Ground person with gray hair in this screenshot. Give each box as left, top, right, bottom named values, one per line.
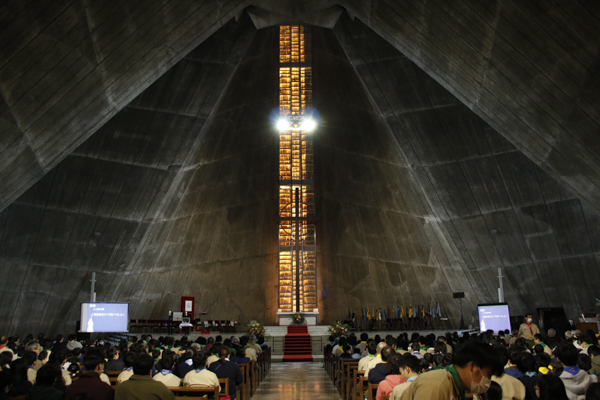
left=248, top=335, right=262, bottom=355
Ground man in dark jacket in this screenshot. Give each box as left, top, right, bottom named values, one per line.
left=65, top=352, right=114, bottom=400
left=368, top=346, right=395, bottom=384
left=26, top=364, right=63, bottom=400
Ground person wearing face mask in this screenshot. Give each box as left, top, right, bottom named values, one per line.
left=398, top=341, right=503, bottom=400
left=518, top=313, right=540, bottom=349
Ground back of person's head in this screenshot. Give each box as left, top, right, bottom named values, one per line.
left=453, top=341, right=503, bottom=376
left=423, top=353, right=432, bottom=364
left=215, top=335, right=222, bottom=343
left=433, top=342, right=446, bottom=354
left=479, top=381, right=502, bottom=400
left=516, top=352, right=537, bottom=373
left=68, top=334, right=77, bottom=341
left=432, top=354, right=445, bottom=367
left=418, top=357, right=430, bottom=373
left=577, top=353, right=592, bottom=371
left=374, top=335, right=381, bottom=343
left=22, top=351, right=37, bottom=366
left=534, top=344, right=544, bottom=355
left=535, top=353, right=552, bottom=369
left=385, top=337, right=397, bottom=348
left=107, top=347, right=118, bottom=360
left=123, top=351, right=136, bottom=368
left=212, top=343, right=223, bottom=355
left=342, top=344, right=352, bottom=354
left=338, top=337, right=347, bottom=347
left=398, top=354, right=420, bottom=373
left=152, top=348, right=161, bottom=359
left=508, top=349, right=522, bottom=365
left=160, top=355, right=175, bottom=371
left=0, top=351, right=12, bottom=368
left=348, top=335, right=357, bottom=346
left=492, top=344, right=509, bottom=368
left=534, top=333, right=544, bottom=341
left=386, top=353, right=402, bottom=374
left=381, top=346, right=395, bottom=362
left=82, top=352, right=105, bottom=372
left=9, top=358, right=28, bottom=386
left=218, top=345, right=231, bottom=365
left=586, top=383, right=600, bottom=400
left=589, top=345, right=600, bottom=358
left=360, top=333, right=368, bottom=342
left=555, top=342, right=579, bottom=367
left=35, top=364, right=61, bottom=386
left=578, top=334, right=593, bottom=346
left=367, top=340, right=377, bottom=355
left=375, top=342, right=386, bottom=355
left=192, top=352, right=207, bottom=369
left=538, top=374, right=569, bottom=400
left=133, top=354, right=154, bottom=375
left=410, top=342, right=420, bottom=352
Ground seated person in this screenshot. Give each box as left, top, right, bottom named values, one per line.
left=207, top=344, right=221, bottom=368
left=65, top=352, right=114, bottom=400
left=182, top=353, right=219, bottom=388
left=209, top=346, right=244, bottom=400
left=358, top=341, right=378, bottom=371
left=555, top=342, right=595, bottom=399
left=376, top=353, right=404, bottom=400
left=174, top=349, right=194, bottom=379
left=390, top=354, right=420, bottom=400
left=368, top=346, right=396, bottom=384
left=339, top=344, right=354, bottom=359
left=153, top=355, right=181, bottom=387
left=115, top=354, right=174, bottom=400
left=7, top=359, right=33, bottom=398
left=104, top=347, right=123, bottom=372
left=25, top=364, right=63, bottom=400
left=116, top=352, right=136, bottom=385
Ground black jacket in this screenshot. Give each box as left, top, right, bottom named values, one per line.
left=209, top=360, right=244, bottom=400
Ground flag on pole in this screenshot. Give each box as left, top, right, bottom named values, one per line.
left=413, top=305, right=417, bottom=318
left=397, top=305, right=400, bottom=318
left=401, top=305, right=405, bottom=318
left=436, top=302, right=441, bottom=317
left=422, top=304, right=425, bottom=317
left=408, top=304, right=413, bottom=318
left=366, top=307, right=371, bottom=320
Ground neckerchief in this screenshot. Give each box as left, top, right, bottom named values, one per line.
left=161, top=369, right=172, bottom=376
left=526, top=322, right=533, bottom=335
left=407, top=376, right=417, bottom=382
left=127, top=367, right=133, bottom=371
left=525, top=371, right=536, bottom=377
left=185, top=359, right=193, bottom=366
left=564, top=366, right=580, bottom=375
left=538, top=342, right=546, bottom=347
left=420, top=346, right=428, bottom=351
left=195, top=368, right=205, bottom=373
left=445, top=365, right=465, bottom=400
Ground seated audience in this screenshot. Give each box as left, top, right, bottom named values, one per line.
left=153, top=355, right=181, bottom=387
left=173, top=349, right=194, bottom=379
left=376, top=353, right=404, bottom=400
left=398, top=341, right=503, bottom=399
left=555, top=341, right=595, bottom=399
left=516, top=352, right=539, bottom=400
left=25, top=364, right=63, bottom=400
left=117, top=352, right=136, bottom=385
left=586, top=382, right=600, bottom=400
left=536, top=374, right=569, bottom=400
left=390, top=354, right=420, bottom=400
left=182, top=353, right=219, bottom=388
left=65, top=353, right=113, bottom=400
left=7, top=358, right=33, bottom=397
left=589, top=345, right=600, bottom=376
left=209, top=346, right=243, bottom=400
left=364, top=342, right=387, bottom=377
left=105, top=347, right=123, bottom=372
left=115, top=354, right=174, bottom=400
left=358, top=341, right=378, bottom=371
left=369, top=346, right=396, bottom=384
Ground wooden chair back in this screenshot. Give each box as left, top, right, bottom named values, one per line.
left=168, top=386, right=219, bottom=398
left=367, top=383, right=379, bottom=400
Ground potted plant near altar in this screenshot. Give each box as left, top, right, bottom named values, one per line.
left=247, top=321, right=266, bottom=338
left=328, top=320, right=349, bottom=337
left=291, top=312, right=306, bottom=325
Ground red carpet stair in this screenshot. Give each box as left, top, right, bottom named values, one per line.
left=282, top=325, right=313, bottom=362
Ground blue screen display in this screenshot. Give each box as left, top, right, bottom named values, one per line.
left=478, top=304, right=511, bottom=333
left=80, top=303, right=128, bottom=333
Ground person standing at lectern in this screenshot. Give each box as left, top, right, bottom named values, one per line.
left=519, top=313, right=540, bottom=348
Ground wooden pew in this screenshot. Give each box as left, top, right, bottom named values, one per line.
left=337, top=359, right=358, bottom=398
left=353, top=370, right=366, bottom=400
left=367, top=383, right=379, bottom=400
left=346, top=364, right=359, bottom=400
left=168, top=386, right=219, bottom=399
left=105, top=370, right=120, bottom=386
left=238, top=363, right=250, bottom=400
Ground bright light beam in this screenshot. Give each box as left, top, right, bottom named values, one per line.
left=276, top=118, right=290, bottom=131
left=301, top=118, right=317, bottom=132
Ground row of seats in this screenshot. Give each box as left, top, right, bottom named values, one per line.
left=324, top=347, right=388, bottom=400
left=103, top=348, right=271, bottom=400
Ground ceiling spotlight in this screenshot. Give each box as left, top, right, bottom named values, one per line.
left=301, top=118, right=317, bottom=132
left=276, top=118, right=290, bottom=131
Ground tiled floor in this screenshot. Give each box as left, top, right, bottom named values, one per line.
left=252, top=362, right=341, bottom=400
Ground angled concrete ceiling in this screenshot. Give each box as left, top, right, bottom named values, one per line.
left=1, top=1, right=600, bottom=334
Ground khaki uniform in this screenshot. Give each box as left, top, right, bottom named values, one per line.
left=399, top=369, right=461, bottom=400
left=518, top=322, right=540, bottom=342
left=153, top=371, right=181, bottom=387
left=115, top=375, right=175, bottom=400
left=182, top=369, right=220, bottom=388
left=492, top=373, right=526, bottom=400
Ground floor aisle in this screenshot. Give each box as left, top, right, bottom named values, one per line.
left=252, top=362, right=341, bottom=400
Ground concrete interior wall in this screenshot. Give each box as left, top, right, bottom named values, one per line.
left=1, top=2, right=600, bottom=334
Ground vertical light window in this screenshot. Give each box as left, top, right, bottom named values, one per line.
left=278, top=25, right=317, bottom=313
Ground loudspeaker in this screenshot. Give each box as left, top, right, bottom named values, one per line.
left=453, top=292, right=465, bottom=298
